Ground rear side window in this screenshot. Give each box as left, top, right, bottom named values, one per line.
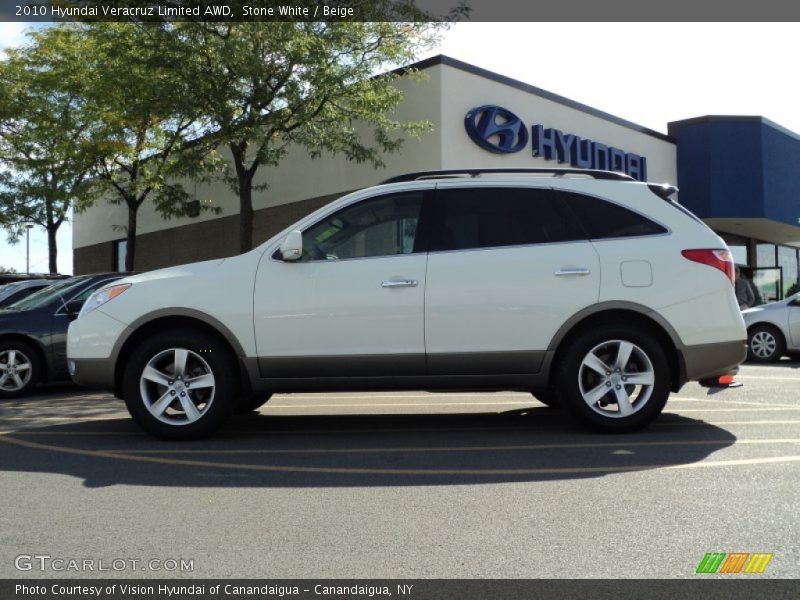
left=431, top=187, right=585, bottom=251
left=554, top=191, right=667, bottom=239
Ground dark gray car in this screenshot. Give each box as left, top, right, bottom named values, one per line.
left=0, top=274, right=126, bottom=398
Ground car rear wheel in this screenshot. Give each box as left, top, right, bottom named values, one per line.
left=747, top=325, right=785, bottom=363
left=556, top=325, right=670, bottom=432
left=0, top=341, right=40, bottom=399
left=122, top=329, right=237, bottom=440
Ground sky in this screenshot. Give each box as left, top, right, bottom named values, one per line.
left=1, top=21, right=799, bottom=275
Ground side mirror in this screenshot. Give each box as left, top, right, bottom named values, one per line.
left=279, top=230, right=303, bottom=261
left=64, top=300, right=83, bottom=318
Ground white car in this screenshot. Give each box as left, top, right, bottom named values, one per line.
left=68, top=168, right=747, bottom=439
left=742, top=293, right=800, bottom=362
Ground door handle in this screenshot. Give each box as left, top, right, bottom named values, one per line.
left=381, top=279, right=418, bottom=288
left=554, top=267, right=590, bottom=276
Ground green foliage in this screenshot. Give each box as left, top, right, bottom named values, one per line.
left=2, top=9, right=458, bottom=265
left=172, top=18, right=447, bottom=251
left=0, top=26, right=102, bottom=271
left=64, top=23, right=224, bottom=269
left=76, top=24, right=224, bottom=212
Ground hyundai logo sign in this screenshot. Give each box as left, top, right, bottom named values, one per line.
left=464, top=105, right=529, bottom=154
left=464, top=105, right=648, bottom=181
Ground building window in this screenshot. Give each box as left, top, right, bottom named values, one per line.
left=778, top=245, right=799, bottom=297
left=756, top=242, right=776, bottom=268
left=114, top=240, right=127, bottom=272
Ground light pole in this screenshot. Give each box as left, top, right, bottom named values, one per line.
left=25, top=224, right=34, bottom=274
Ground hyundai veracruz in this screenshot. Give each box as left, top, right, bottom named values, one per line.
left=67, top=169, right=747, bottom=439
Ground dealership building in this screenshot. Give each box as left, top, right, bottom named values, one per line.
left=73, top=55, right=800, bottom=303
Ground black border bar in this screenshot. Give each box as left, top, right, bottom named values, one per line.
left=3, top=0, right=800, bottom=22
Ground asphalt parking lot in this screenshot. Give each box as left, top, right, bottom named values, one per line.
left=1, top=362, right=798, bottom=579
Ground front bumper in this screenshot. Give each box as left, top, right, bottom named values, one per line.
left=67, top=308, right=129, bottom=392
left=69, top=357, right=116, bottom=391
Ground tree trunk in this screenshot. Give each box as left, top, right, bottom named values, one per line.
left=239, top=178, right=254, bottom=254
left=125, top=204, right=137, bottom=272
left=47, top=226, right=58, bottom=274
left=230, top=142, right=257, bottom=254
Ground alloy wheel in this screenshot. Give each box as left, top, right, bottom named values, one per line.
left=578, top=339, right=655, bottom=418
left=0, top=349, right=33, bottom=392
left=139, top=348, right=216, bottom=425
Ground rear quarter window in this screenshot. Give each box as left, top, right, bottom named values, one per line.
left=553, top=191, right=667, bottom=239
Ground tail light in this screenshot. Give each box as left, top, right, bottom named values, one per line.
left=681, top=249, right=735, bottom=284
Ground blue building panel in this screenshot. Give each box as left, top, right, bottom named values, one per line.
left=761, top=124, right=800, bottom=228
left=669, top=117, right=800, bottom=228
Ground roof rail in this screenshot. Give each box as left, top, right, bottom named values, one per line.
left=381, top=168, right=636, bottom=184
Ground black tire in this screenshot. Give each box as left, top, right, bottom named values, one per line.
left=555, top=324, right=671, bottom=433
left=121, top=328, right=238, bottom=440
left=0, top=340, right=41, bottom=399
left=747, top=325, right=785, bottom=363
left=236, top=393, right=272, bottom=413
left=532, top=390, right=560, bottom=408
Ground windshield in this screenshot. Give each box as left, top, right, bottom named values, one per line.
left=0, top=282, right=27, bottom=302
left=6, top=276, right=90, bottom=311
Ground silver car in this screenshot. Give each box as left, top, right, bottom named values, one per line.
left=742, top=293, right=800, bottom=362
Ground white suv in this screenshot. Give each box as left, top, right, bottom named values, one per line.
left=68, top=169, right=747, bottom=439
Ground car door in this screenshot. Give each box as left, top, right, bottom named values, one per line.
left=424, top=183, right=600, bottom=375
left=254, top=190, right=430, bottom=379
left=788, top=296, right=800, bottom=348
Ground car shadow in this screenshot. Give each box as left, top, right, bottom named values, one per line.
left=0, top=407, right=737, bottom=488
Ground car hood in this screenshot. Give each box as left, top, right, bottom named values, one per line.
left=742, top=300, right=788, bottom=315
left=115, top=258, right=228, bottom=286
left=741, top=300, right=789, bottom=323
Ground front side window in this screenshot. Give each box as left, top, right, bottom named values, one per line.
left=430, top=187, right=584, bottom=252
left=302, top=192, right=423, bottom=261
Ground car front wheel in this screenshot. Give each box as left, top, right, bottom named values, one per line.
left=0, top=341, right=40, bottom=399
left=122, top=329, right=237, bottom=440
left=747, top=325, right=785, bottom=363
left=556, top=325, right=670, bottom=433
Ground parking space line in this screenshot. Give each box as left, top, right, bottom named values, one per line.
left=734, top=375, right=800, bottom=381
left=670, top=397, right=800, bottom=408
left=111, top=438, right=800, bottom=455
left=655, top=420, right=800, bottom=427
left=1, top=433, right=799, bottom=476
left=661, top=407, right=800, bottom=413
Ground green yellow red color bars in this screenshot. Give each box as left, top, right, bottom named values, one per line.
left=696, top=552, right=773, bottom=574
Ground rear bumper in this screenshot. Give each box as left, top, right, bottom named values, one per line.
left=681, top=340, right=747, bottom=382
left=69, top=357, right=116, bottom=392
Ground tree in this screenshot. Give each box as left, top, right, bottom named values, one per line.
left=176, top=18, right=445, bottom=253
left=74, top=23, right=222, bottom=271
left=0, top=27, right=99, bottom=274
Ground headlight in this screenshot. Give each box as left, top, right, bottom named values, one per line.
left=79, top=283, right=131, bottom=317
